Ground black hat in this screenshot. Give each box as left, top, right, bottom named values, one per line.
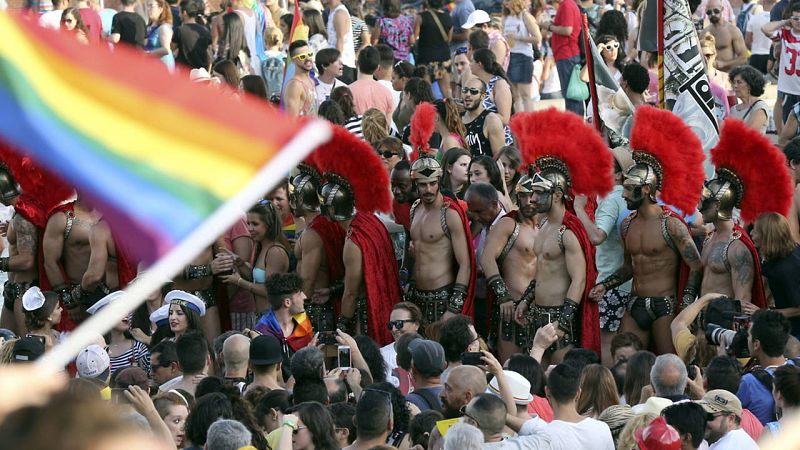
left=705, top=297, right=738, bottom=329
left=250, top=335, right=283, bottom=365
left=12, top=336, right=45, bottom=363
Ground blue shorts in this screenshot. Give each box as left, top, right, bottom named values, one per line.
left=507, top=52, right=534, bottom=84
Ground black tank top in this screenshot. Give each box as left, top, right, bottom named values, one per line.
left=463, top=109, right=493, bottom=157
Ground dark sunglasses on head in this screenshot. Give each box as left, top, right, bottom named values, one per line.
left=387, top=319, right=414, bottom=330
left=455, top=46, right=469, bottom=55
left=706, top=8, right=721, bottom=14
left=462, top=87, right=483, bottom=95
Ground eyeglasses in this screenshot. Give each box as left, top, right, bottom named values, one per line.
left=292, top=52, right=314, bottom=61
left=387, top=319, right=415, bottom=330
left=378, top=150, right=399, bottom=159
left=459, top=405, right=481, bottom=428
left=462, top=87, right=483, bottom=95
left=706, top=8, right=721, bottom=14
left=455, top=46, right=469, bottom=55
left=293, top=426, right=308, bottom=435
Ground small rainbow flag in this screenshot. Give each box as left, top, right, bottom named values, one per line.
left=0, top=13, right=327, bottom=262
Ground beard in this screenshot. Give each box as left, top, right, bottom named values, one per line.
left=624, top=187, right=645, bottom=210
left=708, top=14, right=720, bottom=24
left=421, top=189, right=439, bottom=205
left=465, top=98, right=481, bottom=111
left=519, top=204, right=537, bottom=219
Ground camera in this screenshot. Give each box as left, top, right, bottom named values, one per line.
left=705, top=323, right=750, bottom=359
left=461, top=352, right=483, bottom=366
left=706, top=323, right=737, bottom=347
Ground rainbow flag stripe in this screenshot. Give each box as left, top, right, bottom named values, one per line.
left=0, top=13, right=306, bottom=261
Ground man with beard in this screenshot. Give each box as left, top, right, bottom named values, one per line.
left=703, top=0, right=747, bottom=71
left=480, top=167, right=539, bottom=362
left=390, top=160, right=417, bottom=234
left=440, top=364, right=488, bottom=418
left=698, top=120, right=793, bottom=309
left=511, top=110, right=611, bottom=364
left=290, top=162, right=345, bottom=335
left=590, top=107, right=706, bottom=355
left=461, top=77, right=506, bottom=157
left=284, top=40, right=318, bottom=117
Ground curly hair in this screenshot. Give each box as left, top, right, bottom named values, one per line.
left=265, top=272, right=303, bottom=311
left=728, top=64, right=766, bottom=97
left=596, top=10, right=627, bottom=45
left=439, top=315, right=474, bottom=362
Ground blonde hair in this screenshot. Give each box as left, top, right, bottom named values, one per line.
left=505, top=0, right=526, bottom=14
left=755, top=212, right=797, bottom=260
left=0, top=339, right=16, bottom=365
left=362, top=108, right=389, bottom=147
left=701, top=33, right=717, bottom=54
left=617, top=412, right=658, bottom=450
left=265, top=27, right=283, bottom=48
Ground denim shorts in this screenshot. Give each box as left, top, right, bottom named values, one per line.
left=507, top=52, right=534, bottom=84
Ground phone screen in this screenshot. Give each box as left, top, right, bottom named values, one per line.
left=338, top=346, right=351, bottom=369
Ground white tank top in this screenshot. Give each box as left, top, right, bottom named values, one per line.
left=503, top=14, right=534, bottom=57
left=236, top=8, right=262, bottom=76
left=327, top=3, right=356, bottom=68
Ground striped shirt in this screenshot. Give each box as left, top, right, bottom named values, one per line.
left=109, top=340, right=151, bottom=375
left=344, top=115, right=364, bottom=139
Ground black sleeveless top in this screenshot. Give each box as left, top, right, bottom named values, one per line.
left=463, top=109, right=493, bottom=157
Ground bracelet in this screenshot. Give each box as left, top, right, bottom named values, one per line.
left=184, top=264, right=212, bottom=280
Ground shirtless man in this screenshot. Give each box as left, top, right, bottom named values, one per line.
left=290, top=163, right=345, bottom=334
left=80, top=220, right=120, bottom=298
left=284, top=40, right=318, bottom=117
left=590, top=108, right=706, bottom=355
left=0, top=166, right=38, bottom=335
left=43, top=194, right=101, bottom=323
left=704, top=0, right=747, bottom=71
left=405, top=157, right=473, bottom=324
left=172, top=246, right=219, bottom=341
left=481, top=172, right=539, bottom=362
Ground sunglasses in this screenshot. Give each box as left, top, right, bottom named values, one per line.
left=459, top=405, right=481, bottom=428
left=293, top=426, right=308, bottom=435
left=292, top=52, right=314, bottom=61
left=455, top=46, right=469, bottom=55
left=791, top=16, right=800, bottom=21
left=706, top=8, right=721, bottom=14
left=462, top=87, right=483, bottom=95
left=387, top=319, right=414, bottom=330
left=62, top=18, right=75, bottom=23
left=377, top=150, right=399, bottom=159
left=601, top=42, right=620, bottom=50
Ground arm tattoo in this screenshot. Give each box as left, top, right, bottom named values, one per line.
left=732, top=247, right=754, bottom=286
left=13, top=215, right=37, bottom=255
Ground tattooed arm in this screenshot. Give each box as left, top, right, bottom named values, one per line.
left=667, top=217, right=703, bottom=306
left=8, top=215, right=36, bottom=272
left=729, top=240, right=754, bottom=304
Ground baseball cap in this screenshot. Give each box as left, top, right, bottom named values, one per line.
left=250, top=335, right=283, bottom=365
left=12, top=336, right=45, bottom=363
left=699, top=389, right=742, bottom=417
left=487, top=370, right=534, bottom=405
left=634, top=416, right=681, bottom=450
left=76, top=344, right=111, bottom=378
left=409, top=339, right=446, bottom=377
left=114, top=366, right=150, bottom=390
left=462, top=10, right=491, bottom=29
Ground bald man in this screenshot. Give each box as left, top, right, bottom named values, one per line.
left=222, top=334, right=250, bottom=385
left=440, top=365, right=488, bottom=418
left=703, top=0, right=747, bottom=71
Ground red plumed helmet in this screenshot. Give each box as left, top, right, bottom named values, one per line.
left=710, top=118, right=794, bottom=223
left=312, top=125, right=391, bottom=213
left=629, top=106, right=706, bottom=215
left=635, top=417, right=681, bottom=450
left=510, top=108, right=613, bottom=198
left=410, top=102, right=436, bottom=162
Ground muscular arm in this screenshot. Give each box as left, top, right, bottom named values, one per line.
left=716, top=28, right=747, bottom=71
left=762, top=20, right=787, bottom=38
left=298, top=230, right=324, bottom=297
left=485, top=113, right=506, bottom=157
left=446, top=208, right=472, bottom=290
left=667, top=216, right=703, bottom=300
left=728, top=241, right=754, bottom=303
left=341, top=240, right=363, bottom=319
left=9, top=215, right=37, bottom=272
left=43, top=214, right=68, bottom=287
left=562, top=230, right=586, bottom=302
left=334, top=9, right=349, bottom=53
left=81, top=222, right=111, bottom=291
left=479, top=218, right=514, bottom=280
left=573, top=196, right=608, bottom=246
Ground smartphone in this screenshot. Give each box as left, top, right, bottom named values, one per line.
left=461, top=352, right=483, bottom=366
left=338, top=345, right=352, bottom=369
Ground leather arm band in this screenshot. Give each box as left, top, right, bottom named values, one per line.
left=329, top=279, right=345, bottom=299
left=600, top=272, right=629, bottom=291
left=519, top=280, right=536, bottom=305
left=447, top=283, right=469, bottom=314
left=184, top=264, right=212, bottom=280
left=681, top=272, right=702, bottom=309
left=55, top=284, right=78, bottom=310
left=487, top=274, right=513, bottom=305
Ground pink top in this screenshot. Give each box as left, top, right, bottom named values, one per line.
left=79, top=7, right=104, bottom=43
left=348, top=78, right=395, bottom=116
left=223, top=215, right=257, bottom=313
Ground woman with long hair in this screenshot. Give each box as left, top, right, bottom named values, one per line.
left=441, top=147, right=471, bottom=198
left=752, top=213, right=800, bottom=337
left=22, top=288, right=62, bottom=351
left=87, top=296, right=150, bottom=374
left=223, top=200, right=290, bottom=314
left=362, top=107, right=390, bottom=148
left=577, top=364, right=620, bottom=418
left=433, top=99, right=468, bottom=150
left=302, top=8, right=330, bottom=55
left=212, top=59, right=241, bottom=90
left=471, top=48, right=512, bottom=125
left=331, top=86, right=364, bottom=139
left=413, top=0, right=454, bottom=98
left=502, top=0, right=541, bottom=112
left=241, top=74, right=269, bottom=100
left=153, top=391, right=191, bottom=449
left=467, top=155, right=512, bottom=209
left=145, top=0, right=175, bottom=70
left=129, top=279, right=169, bottom=346
left=496, top=146, right=522, bottom=203
left=623, top=350, right=656, bottom=405
left=217, top=12, right=252, bottom=75
left=60, top=7, right=89, bottom=44
left=167, top=292, right=204, bottom=340
left=277, top=402, right=340, bottom=450
left=596, top=34, right=624, bottom=82
left=373, top=0, right=415, bottom=61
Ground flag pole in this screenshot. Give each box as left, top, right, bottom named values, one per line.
left=36, top=120, right=332, bottom=373
left=657, top=0, right=665, bottom=109
left=582, top=13, right=601, bottom=132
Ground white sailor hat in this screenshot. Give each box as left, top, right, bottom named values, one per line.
left=86, top=291, right=127, bottom=315
left=149, top=304, right=170, bottom=328
left=22, top=286, right=46, bottom=312
left=165, top=290, right=206, bottom=317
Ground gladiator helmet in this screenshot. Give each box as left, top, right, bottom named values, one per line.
left=700, top=168, right=742, bottom=221
left=0, top=163, right=21, bottom=202
left=410, top=156, right=442, bottom=183
left=622, top=152, right=662, bottom=204
left=530, top=156, right=571, bottom=198
left=318, top=173, right=357, bottom=222
left=289, top=162, right=322, bottom=213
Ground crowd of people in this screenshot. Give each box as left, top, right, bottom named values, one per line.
left=3, top=0, right=800, bottom=448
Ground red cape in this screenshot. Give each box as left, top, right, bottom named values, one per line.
left=392, top=199, right=411, bottom=233
left=734, top=224, right=766, bottom=309
left=562, top=211, right=601, bottom=355
left=307, top=215, right=346, bottom=315
left=348, top=213, right=402, bottom=346
left=445, top=198, right=477, bottom=319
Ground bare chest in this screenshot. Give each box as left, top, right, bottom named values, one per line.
left=410, top=208, right=447, bottom=244
left=625, top=218, right=673, bottom=257
left=533, top=224, right=563, bottom=261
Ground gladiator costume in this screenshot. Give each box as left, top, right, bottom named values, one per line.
left=315, top=126, right=402, bottom=346
left=508, top=110, right=613, bottom=355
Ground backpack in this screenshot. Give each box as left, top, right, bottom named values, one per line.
left=261, top=54, right=285, bottom=99
left=736, top=3, right=755, bottom=35
left=407, top=387, right=441, bottom=411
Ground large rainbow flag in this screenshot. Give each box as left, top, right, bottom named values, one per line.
left=0, top=13, right=327, bottom=263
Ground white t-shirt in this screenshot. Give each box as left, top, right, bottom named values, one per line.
left=378, top=79, right=401, bottom=109
left=327, top=4, right=356, bottom=68
left=504, top=14, right=534, bottom=57
left=316, top=78, right=346, bottom=104
left=708, top=428, right=759, bottom=450
left=777, top=28, right=800, bottom=95
left=39, top=9, right=63, bottom=30
left=746, top=12, right=772, bottom=55
left=380, top=342, right=400, bottom=387
left=541, top=418, right=615, bottom=450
